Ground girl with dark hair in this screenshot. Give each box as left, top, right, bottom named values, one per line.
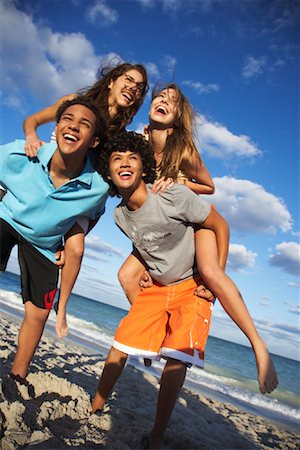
left=23, top=61, right=148, bottom=156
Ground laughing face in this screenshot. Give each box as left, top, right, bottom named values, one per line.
left=108, top=150, right=145, bottom=195
left=108, top=69, right=145, bottom=110
left=149, top=88, right=179, bottom=128
left=55, top=104, right=100, bottom=158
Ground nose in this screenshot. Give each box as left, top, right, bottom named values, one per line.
left=68, top=121, right=79, bottom=131
left=120, top=157, right=130, bottom=166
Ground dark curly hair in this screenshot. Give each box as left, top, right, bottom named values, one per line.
left=97, top=131, right=156, bottom=197
left=56, top=96, right=106, bottom=140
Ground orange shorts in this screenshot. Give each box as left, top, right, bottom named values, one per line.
left=113, top=278, right=214, bottom=368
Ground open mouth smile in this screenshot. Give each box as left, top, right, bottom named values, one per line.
left=63, top=133, right=79, bottom=142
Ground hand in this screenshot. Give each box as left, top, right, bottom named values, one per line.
left=152, top=177, right=174, bottom=194
left=24, top=137, right=45, bottom=157
left=55, top=248, right=65, bottom=267
left=194, top=284, right=215, bottom=302
left=139, top=271, right=153, bottom=288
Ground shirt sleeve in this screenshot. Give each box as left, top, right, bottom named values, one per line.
left=166, top=184, right=211, bottom=225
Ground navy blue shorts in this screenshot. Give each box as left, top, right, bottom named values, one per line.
left=0, top=219, right=59, bottom=309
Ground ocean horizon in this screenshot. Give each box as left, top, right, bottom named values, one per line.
left=0, top=270, right=299, bottom=431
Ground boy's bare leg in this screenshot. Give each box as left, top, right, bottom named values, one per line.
left=91, top=346, right=128, bottom=412
left=195, top=229, right=278, bottom=394
left=11, top=301, right=50, bottom=378
left=148, top=358, right=187, bottom=450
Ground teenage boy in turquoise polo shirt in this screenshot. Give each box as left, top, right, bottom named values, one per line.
left=0, top=97, right=108, bottom=385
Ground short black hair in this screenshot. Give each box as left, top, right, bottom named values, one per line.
left=97, top=131, right=156, bottom=197
left=55, top=96, right=106, bottom=139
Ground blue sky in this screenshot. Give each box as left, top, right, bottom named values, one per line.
left=1, top=0, right=299, bottom=360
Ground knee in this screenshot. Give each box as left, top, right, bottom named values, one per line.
left=67, top=243, right=84, bottom=262
left=199, top=263, right=221, bottom=285
left=118, top=266, right=128, bottom=288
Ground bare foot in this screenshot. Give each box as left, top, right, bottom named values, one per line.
left=254, top=341, right=278, bottom=394
left=148, top=433, right=164, bottom=450
left=55, top=314, right=69, bottom=338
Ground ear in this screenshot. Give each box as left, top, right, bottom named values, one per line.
left=90, top=137, right=100, bottom=148
left=107, top=174, right=112, bottom=180
left=108, top=79, right=114, bottom=90
left=142, top=172, right=147, bottom=177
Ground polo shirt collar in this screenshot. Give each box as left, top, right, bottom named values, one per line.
left=38, top=142, right=94, bottom=186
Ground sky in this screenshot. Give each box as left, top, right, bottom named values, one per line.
left=0, top=0, right=299, bottom=361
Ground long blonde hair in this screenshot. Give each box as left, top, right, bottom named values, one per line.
left=152, top=83, right=200, bottom=179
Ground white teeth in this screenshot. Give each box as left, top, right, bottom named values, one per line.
left=157, top=106, right=167, bottom=114
left=120, top=171, right=132, bottom=176
left=64, top=134, right=78, bottom=142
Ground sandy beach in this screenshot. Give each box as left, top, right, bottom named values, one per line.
left=0, top=312, right=299, bottom=450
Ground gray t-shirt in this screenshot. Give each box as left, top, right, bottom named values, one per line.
left=114, top=184, right=211, bottom=286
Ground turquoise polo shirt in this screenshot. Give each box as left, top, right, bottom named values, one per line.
left=0, top=140, right=109, bottom=262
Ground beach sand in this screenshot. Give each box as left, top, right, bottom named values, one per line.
left=0, top=312, right=299, bottom=450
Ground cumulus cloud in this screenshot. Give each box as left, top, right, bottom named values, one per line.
left=195, top=114, right=261, bottom=160
left=242, top=55, right=267, bottom=79
left=85, top=235, right=126, bottom=259
left=269, top=242, right=300, bottom=276
left=227, top=244, right=257, bottom=271
left=206, top=176, right=293, bottom=234
left=183, top=80, right=219, bottom=94
left=85, top=0, right=119, bottom=26
left=0, top=1, right=120, bottom=107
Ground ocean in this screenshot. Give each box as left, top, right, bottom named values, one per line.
left=0, top=270, right=299, bottom=431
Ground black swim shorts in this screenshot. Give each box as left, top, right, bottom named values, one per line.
left=0, top=219, right=59, bottom=309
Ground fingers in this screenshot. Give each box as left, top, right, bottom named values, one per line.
left=55, top=249, right=65, bottom=267
left=56, top=324, right=69, bottom=339
left=139, top=271, right=153, bottom=288
left=194, top=284, right=215, bottom=301
left=152, top=177, right=174, bottom=193
left=24, top=140, right=45, bottom=157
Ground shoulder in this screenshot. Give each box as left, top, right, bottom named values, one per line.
left=0, top=139, right=26, bottom=153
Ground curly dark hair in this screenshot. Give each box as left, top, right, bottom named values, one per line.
left=55, top=96, right=106, bottom=140
left=97, top=131, right=156, bottom=197
left=78, top=61, right=149, bottom=134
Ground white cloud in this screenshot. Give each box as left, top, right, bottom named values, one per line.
left=85, top=0, right=119, bottom=26
left=288, top=305, right=300, bottom=315
left=242, top=55, right=267, bottom=79
left=0, top=1, right=120, bottom=107
left=227, top=244, right=257, bottom=272
left=206, top=176, right=293, bottom=234
left=195, top=114, right=261, bottom=159
left=269, top=242, right=300, bottom=276
left=85, top=235, right=126, bottom=259
left=288, top=281, right=300, bottom=288
left=183, top=80, right=219, bottom=94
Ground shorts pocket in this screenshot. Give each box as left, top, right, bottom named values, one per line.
left=190, top=299, right=213, bottom=353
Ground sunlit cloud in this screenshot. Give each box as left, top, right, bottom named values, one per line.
left=0, top=1, right=120, bottom=107
left=205, top=176, right=292, bottom=234
left=85, top=235, right=126, bottom=259
left=195, top=115, right=262, bottom=159
left=269, top=242, right=300, bottom=276
left=227, top=244, right=257, bottom=272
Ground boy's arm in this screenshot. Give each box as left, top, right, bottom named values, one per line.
left=23, top=94, right=75, bottom=157
left=55, top=223, right=85, bottom=338
left=201, top=207, right=230, bottom=270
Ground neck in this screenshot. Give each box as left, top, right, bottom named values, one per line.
left=148, top=124, right=173, bottom=157
left=120, top=181, right=148, bottom=211
left=50, top=149, right=86, bottom=186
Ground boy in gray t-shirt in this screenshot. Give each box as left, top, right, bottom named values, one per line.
left=92, top=131, right=278, bottom=449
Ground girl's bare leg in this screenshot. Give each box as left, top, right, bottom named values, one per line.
left=118, top=254, right=146, bottom=304
left=195, top=229, right=278, bottom=394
